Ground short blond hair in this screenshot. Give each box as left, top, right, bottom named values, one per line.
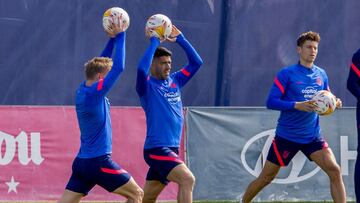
left=84, top=57, right=113, bottom=80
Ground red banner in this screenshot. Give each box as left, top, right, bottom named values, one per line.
left=0, top=106, right=180, bottom=201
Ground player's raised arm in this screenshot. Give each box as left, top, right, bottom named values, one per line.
left=169, top=25, right=203, bottom=87
left=100, top=37, right=115, bottom=58
left=93, top=10, right=128, bottom=97
left=136, top=37, right=160, bottom=97
left=173, top=26, right=203, bottom=69
left=97, top=32, right=126, bottom=95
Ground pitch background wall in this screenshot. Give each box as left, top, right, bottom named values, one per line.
left=0, top=106, right=181, bottom=201
left=186, top=107, right=357, bottom=201
left=1, top=0, right=360, bottom=106
left=0, top=0, right=220, bottom=106
left=0, top=106, right=357, bottom=201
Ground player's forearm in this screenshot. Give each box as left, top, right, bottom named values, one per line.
left=137, top=37, right=160, bottom=74
left=112, top=32, right=126, bottom=74
left=100, top=37, right=116, bottom=57
left=136, top=72, right=147, bottom=96
left=136, top=37, right=160, bottom=95
left=266, top=96, right=295, bottom=111
left=176, top=34, right=203, bottom=70
left=99, top=32, right=125, bottom=94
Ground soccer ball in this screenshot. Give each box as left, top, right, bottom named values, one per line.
left=102, top=7, right=130, bottom=35
left=311, top=90, right=337, bottom=116
left=145, top=14, right=172, bottom=40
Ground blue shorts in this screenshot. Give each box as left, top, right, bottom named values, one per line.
left=144, top=147, right=183, bottom=185
left=267, top=136, right=329, bottom=167
left=65, top=154, right=131, bottom=195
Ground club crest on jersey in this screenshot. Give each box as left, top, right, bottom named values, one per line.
left=170, top=83, right=177, bottom=88
left=316, top=77, right=322, bottom=86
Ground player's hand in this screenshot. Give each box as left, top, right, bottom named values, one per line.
left=105, top=27, right=116, bottom=38
left=167, top=25, right=182, bottom=42
left=294, top=100, right=317, bottom=112
left=336, top=98, right=342, bottom=109
left=146, top=28, right=166, bottom=43
left=106, top=15, right=123, bottom=38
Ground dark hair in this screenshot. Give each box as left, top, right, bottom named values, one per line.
left=154, top=46, right=172, bottom=58
left=84, top=57, right=112, bottom=80
left=296, top=31, right=320, bottom=47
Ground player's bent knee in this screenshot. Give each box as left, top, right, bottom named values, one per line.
left=58, top=190, right=84, bottom=203
left=180, top=172, right=195, bottom=187
left=129, top=187, right=144, bottom=202
left=113, top=178, right=143, bottom=201
left=143, top=194, right=157, bottom=203
left=134, top=187, right=144, bottom=197
left=326, top=164, right=342, bottom=179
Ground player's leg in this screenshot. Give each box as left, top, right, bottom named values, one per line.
left=112, top=177, right=143, bottom=203
left=143, top=147, right=186, bottom=202
left=142, top=180, right=166, bottom=203
left=355, top=148, right=360, bottom=203
left=355, top=105, right=360, bottom=202
left=306, top=138, right=346, bottom=203
left=167, top=163, right=195, bottom=203
left=96, top=155, right=143, bottom=203
left=58, top=157, right=94, bottom=203
left=143, top=148, right=168, bottom=203
left=242, top=160, right=280, bottom=203
left=242, top=136, right=299, bottom=203
left=58, top=190, right=84, bottom=203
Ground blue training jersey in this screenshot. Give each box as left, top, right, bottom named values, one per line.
left=347, top=49, right=360, bottom=100
left=267, top=63, right=329, bottom=143
left=76, top=32, right=125, bottom=158
left=136, top=34, right=203, bottom=149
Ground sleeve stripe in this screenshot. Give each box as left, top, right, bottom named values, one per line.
left=351, top=63, right=360, bottom=78
left=274, top=77, right=285, bottom=94
left=97, top=79, right=104, bottom=91
left=181, top=68, right=191, bottom=77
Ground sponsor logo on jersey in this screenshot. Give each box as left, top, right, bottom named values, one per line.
left=301, top=86, right=317, bottom=99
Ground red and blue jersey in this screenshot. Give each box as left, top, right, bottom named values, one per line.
left=347, top=48, right=360, bottom=203
left=267, top=63, right=329, bottom=143
left=136, top=34, right=203, bottom=149
left=76, top=32, right=125, bottom=158
left=347, top=49, right=360, bottom=100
